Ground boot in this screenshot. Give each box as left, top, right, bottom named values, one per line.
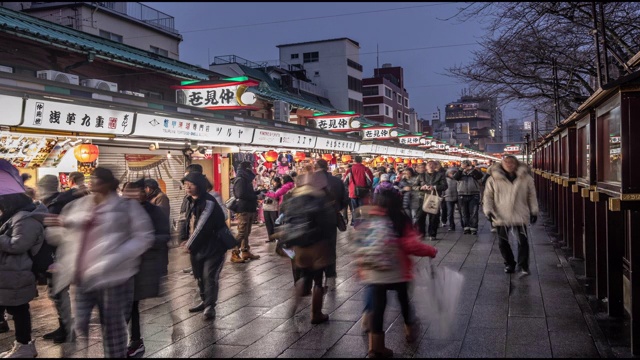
left=43, top=319, right=66, bottom=342
left=310, top=286, right=329, bottom=324
left=367, top=333, right=393, bottom=358
left=360, top=312, right=371, bottom=333
left=230, top=250, right=247, bottom=263
left=404, top=323, right=420, bottom=343
left=0, top=320, right=9, bottom=334
left=241, top=249, right=260, bottom=261
left=0, top=340, right=38, bottom=358
left=188, top=301, right=205, bottom=313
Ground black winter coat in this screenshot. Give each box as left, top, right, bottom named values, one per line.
left=134, top=201, right=171, bottom=301
left=185, top=193, right=227, bottom=267
left=414, top=171, right=448, bottom=197
left=233, top=169, right=258, bottom=213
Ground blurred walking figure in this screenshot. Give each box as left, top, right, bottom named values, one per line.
left=415, top=161, right=448, bottom=240
left=352, top=188, right=437, bottom=358
left=443, top=169, right=460, bottom=231
left=231, top=161, right=261, bottom=263
left=483, top=156, right=539, bottom=276
left=182, top=172, right=228, bottom=320
left=398, top=167, right=421, bottom=225
left=122, top=180, right=170, bottom=357
left=44, top=167, right=155, bottom=358
left=0, top=186, right=46, bottom=358
left=343, top=156, right=374, bottom=226
left=454, top=160, right=484, bottom=235
left=144, top=179, right=170, bottom=219
left=263, top=175, right=295, bottom=243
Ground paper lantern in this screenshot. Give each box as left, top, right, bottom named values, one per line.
left=263, top=162, right=273, bottom=169
left=294, top=152, right=306, bottom=162
left=74, top=144, right=99, bottom=163
left=264, top=150, right=278, bottom=162
left=376, top=156, right=384, bottom=163
left=417, top=159, right=424, bottom=164
left=395, top=157, right=403, bottom=163
left=404, top=158, right=410, bottom=164
left=322, top=154, right=333, bottom=161
left=411, top=159, right=417, bottom=164
left=341, top=155, right=352, bottom=163
left=387, top=157, right=395, bottom=163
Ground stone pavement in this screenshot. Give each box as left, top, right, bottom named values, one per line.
left=1, top=212, right=613, bottom=358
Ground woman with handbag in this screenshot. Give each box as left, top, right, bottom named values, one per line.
left=414, top=161, right=448, bottom=241
left=263, top=176, right=295, bottom=243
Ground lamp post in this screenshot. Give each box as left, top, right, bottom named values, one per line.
left=524, top=133, right=531, bottom=165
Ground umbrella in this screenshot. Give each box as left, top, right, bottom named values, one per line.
left=0, top=159, right=26, bottom=196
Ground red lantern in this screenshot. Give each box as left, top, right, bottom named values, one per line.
left=404, top=158, right=410, bottom=164
left=264, top=150, right=278, bottom=162
left=341, top=155, right=352, bottom=163
left=417, top=159, right=424, bottom=164
left=387, top=157, right=395, bottom=163
left=322, top=154, right=333, bottom=161
left=294, top=152, right=306, bottom=162
left=74, top=144, right=99, bottom=163
left=376, top=156, right=384, bottom=163
left=411, top=159, right=417, bottom=164
left=263, top=162, right=273, bottom=169
left=395, top=157, right=403, bottom=163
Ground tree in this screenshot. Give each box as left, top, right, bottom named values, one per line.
left=445, top=2, right=640, bottom=121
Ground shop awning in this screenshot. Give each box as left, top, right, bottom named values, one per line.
left=0, top=7, right=210, bottom=80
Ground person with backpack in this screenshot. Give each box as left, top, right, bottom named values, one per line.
left=454, top=160, right=485, bottom=235
left=352, top=188, right=438, bottom=358
left=279, top=171, right=336, bottom=324
left=343, top=156, right=374, bottom=226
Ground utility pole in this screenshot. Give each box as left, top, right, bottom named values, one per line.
left=524, top=133, right=531, bottom=165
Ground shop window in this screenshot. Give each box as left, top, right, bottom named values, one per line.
left=577, top=123, right=590, bottom=179
left=598, top=105, right=621, bottom=183
left=404, top=114, right=409, bottom=124
left=303, top=51, right=319, bottom=63
left=404, top=97, right=409, bottom=107
left=348, top=98, right=363, bottom=114
left=385, top=105, right=391, bottom=117
left=397, top=94, right=402, bottom=104
left=348, top=76, right=362, bottom=92
left=397, top=110, right=402, bottom=124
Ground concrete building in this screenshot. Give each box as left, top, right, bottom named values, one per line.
left=277, top=38, right=363, bottom=114
left=362, top=63, right=413, bottom=131
left=1, top=2, right=182, bottom=60
left=504, top=118, right=526, bottom=143
left=444, top=95, right=502, bottom=151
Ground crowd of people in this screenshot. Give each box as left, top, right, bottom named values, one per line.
left=0, top=153, right=538, bottom=358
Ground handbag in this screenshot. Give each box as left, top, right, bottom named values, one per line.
left=225, top=196, right=239, bottom=212
left=217, top=225, right=239, bottom=251
left=422, top=189, right=441, bottom=215
left=350, top=172, right=371, bottom=199
left=337, top=212, right=347, bottom=232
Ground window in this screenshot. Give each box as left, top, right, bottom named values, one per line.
left=385, top=105, right=391, bottom=117
left=364, top=105, right=379, bottom=115
left=397, top=94, right=402, bottom=104
left=347, top=59, right=363, bottom=72
left=577, top=123, right=590, bottom=179
left=384, top=87, right=392, bottom=99
left=150, top=46, right=169, bottom=57
left=348, top=98, right=363, bottom=114
left=397, top=110, right=402, bottom=124
left=290, top=53, right=299, bottom=59
left=405, top=114, right=410, bottom=124
left=363, top=86, right=379, bottom=96
left=598, top=105, right=621, bottom=183
left=348, top=76, right=362, bottom=92
left=303, top=51, right=319, bottom=63
left=404, top=97, right=409, bottom=107
left=99, top=29, right=123, bottom=42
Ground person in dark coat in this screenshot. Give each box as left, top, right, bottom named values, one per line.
left=144, top=179, right=170, bottom=220
left=122, top=179, right=171, bottom=357
left=414, top=161, right=448, bottom=240
left=0, top=192, right=46, bottom=358
left=182, top=172, right=228, bottom=320
left=231, top=161, right=260, bottom=263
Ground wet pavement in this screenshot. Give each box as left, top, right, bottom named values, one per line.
left=1, top=211, right=613, bottom=358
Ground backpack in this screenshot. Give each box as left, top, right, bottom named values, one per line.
left=280, top=188, right=329, bottom=248
left=351, top=214, right=398, bottom=271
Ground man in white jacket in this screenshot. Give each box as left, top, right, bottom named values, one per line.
left=483, top=156, right=539, bottom=277
left=45, top=167, right=155, bottom=358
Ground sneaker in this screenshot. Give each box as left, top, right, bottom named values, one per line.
left=520, top=269, right=530, bottom=278
left=127, top=339, right=145, bottom=358
left=1, top=340, right=38, bottom=358
left=504, top=265, right=515, bottom=274
left=463, top=228, right=471, bottom=234
left=491, top=227, right=497, bottom=233
left=426, top=236, right=435, bottom=241
left=230, top=251, right=247, bottom=263
left=0, top=321, right=9, bottom=334
left=448, top=226, right=455, bottom=231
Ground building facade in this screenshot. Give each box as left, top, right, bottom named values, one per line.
left=444, top=95, right=502, bottom=151
left=504, top=118, right=526, bottom=143
left=362, top=64, right=413, bottom=131
left=277, top=38, right=363, bottom=114
left=1, top=2, right=182, bottom=60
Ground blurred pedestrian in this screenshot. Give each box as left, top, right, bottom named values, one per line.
left=263, top=175, right=295, bottom=243
left=454, top=160, right=484, bottom=235
left=44, top=167, right=155, bottom=358
left=415, top=161, right=448, bottom=240
left=144, top=179, right=170, bottom=219
left=122, top=180, right=170, bottom=357
left=231, top=161, right=261, bottom=263
left=343, top=156, right=374, bottom=225
left=398, top=167, right=421, bottom=224
left=483, top=156, right=538, bottom=276
left=0, top=192, right=46, bottom=358
left=443, top=169, right=460, bottom=231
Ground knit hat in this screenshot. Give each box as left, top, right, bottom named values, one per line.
left=181, top=171, right=209, bottom=196
left=37, top=174, right=59, bottom=200
left=380, top=173, right=390, bottom=182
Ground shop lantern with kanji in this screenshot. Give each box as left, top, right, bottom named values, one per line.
left=404, top=158, right=410, bottom=164
left=322, top=153, right=334, bottom=162
left=74, top=144, right=99, bottom=163
left=395, top=157, right=403, bottom=163
left=417, top=159, right=424, bottom=164
left=264, top=150, right=278, bottom=162
left=387, top=157, right=395, bottom=163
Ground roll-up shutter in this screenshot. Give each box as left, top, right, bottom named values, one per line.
left=97, top=149, right=185, bottom=246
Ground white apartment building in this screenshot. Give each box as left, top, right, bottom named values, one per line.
left=277, top=38, right=363, bottom=114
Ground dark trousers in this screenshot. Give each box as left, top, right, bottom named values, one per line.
left=3, top=304, right=31, bottom=344
left=324, top=226, right=338, bottom=279
left=444, top=201, right=457, bottom=228
left=459, top=194, right=480, bottom=230
left=350, top=198, right=365, bottom=225
left=497, top=225, right=530, bottom=270
left=300, top=267, right=325, bottom=289
left=417, top=208, right=440, bottom=237
left=127, top=301, right=141, bottom=342
left=440, top=198, right=448, bottom=224
left=192, top=252, right=226, bottom=308
left=370, top=282, right=414, bottom=333
left=342, top=201, right=353, bottom=225
left=235, top=212, right=254, bottom=251
left=264, top=210, right=279, bottom=239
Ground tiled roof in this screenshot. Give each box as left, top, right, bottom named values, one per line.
left=248, top=86, right=338, bottom=113
left=0, top=7, right=210, bottom=80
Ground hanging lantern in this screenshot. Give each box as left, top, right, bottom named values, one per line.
left=417, top=159, right=424, bottom=164
left=395, top=157, right=403, bottom=163
left=263, top=162, right=273, bottom=169
left=341, top=155, right=352, bottom=163
left=387, top=157, right=395, bottom=163
left=294, top=152, right=306, bottom=162
left=74, top=144, right=99, bottom=163
left=404, top=158, right=410, bottom=164
left=376, top=156, right=384, bottom=163
left=264, top=150, right=278, bottom=162
left=322, top=153, right=333, bottom=161
left=411, top=159, right=417, bottom=164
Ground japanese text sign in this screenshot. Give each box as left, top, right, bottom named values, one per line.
left=174, top=79, right=259, bottom=111
left=362, top=128, right=398, bottom=140
left=399, top=136, right=422, bottom=146
left=134, top=114, right=254, bottom=144
left=315, top=137, right=357, bottom=152
left=313, top=115, right=360, bottom=131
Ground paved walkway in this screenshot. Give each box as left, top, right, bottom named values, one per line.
left=1, top=211, right=612, bottom=358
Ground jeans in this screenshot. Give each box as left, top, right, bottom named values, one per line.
left=370, top=282, right=414, bottom=333
left=405, top=208, right=419, bottom=225
left=445, top=201, right=457, bottom=228
left=350, top=198, right=364, bottom=225
left=235, top=212, right=254, bottom=251
left=362, top=285, right=374, bottom=313
left=497, top=225, right=530, bottom=271
left=3, top=304, right=31, bottom=344
left=459, top=194, right=480, bottom=231
left=192, top=252, right=226, bottom=308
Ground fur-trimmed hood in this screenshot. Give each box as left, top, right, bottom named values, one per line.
left=483, top=162, right=538, bottom=226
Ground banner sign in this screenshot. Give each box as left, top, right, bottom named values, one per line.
left=173, top=78, right=260, bottom=111
left=315, top=137, right=357, bottom=152
left=252, top=129, right=317, bottom=149
left=362, top=128, right=399, bottom=140
left=134, top=114, right=254, bottom=144
left=399, top=136, right=422, bottom=146
left=312, top=115, right=362, bottom=131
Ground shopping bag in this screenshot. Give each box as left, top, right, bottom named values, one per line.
left=415, top=259, right=464, bottom=337
left=422, top=189, right=441, bottom=214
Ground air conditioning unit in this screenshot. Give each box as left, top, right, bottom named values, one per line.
left=36, top=70, right=79, bottom=85
left=119, top=90, right=145, bottom=98
left=81, top=79, right=118, bottom=92
left=273, top=100, right=290, bottom=122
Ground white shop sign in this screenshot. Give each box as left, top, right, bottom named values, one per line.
left=387, top=147, right=398, bottom=156
left=23, top=99, right=134, bottom=135
left=0, top=95, right=24, bottom=126
left=134, top=113, right=254, bottom=144
left=279, top=132, right=317, bottom=149
left=315, top=137, right=357, bottom=152
left=357, top=143, right=372, bottom=153
left=399, top=136, right=421, bottom=146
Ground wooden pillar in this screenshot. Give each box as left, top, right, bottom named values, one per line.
left=565, top=185, right=575, bottom=251
left=571, top=189, right=584, bottom=259
left=595, top=197, right=609, bottom=299
left=606, top=198, right=625, bottom=318
left=558, top=183, right=565, bottom=243
left=584, top=196, right=597, bottom=295
left=629, top=210, right=640, bottom=355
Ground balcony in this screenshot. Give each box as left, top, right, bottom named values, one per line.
left=98, top=2, right=179, bottom=35
left=292, top=78, right=328, bottom=98
left=347, top=59, right=363, bottom=72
